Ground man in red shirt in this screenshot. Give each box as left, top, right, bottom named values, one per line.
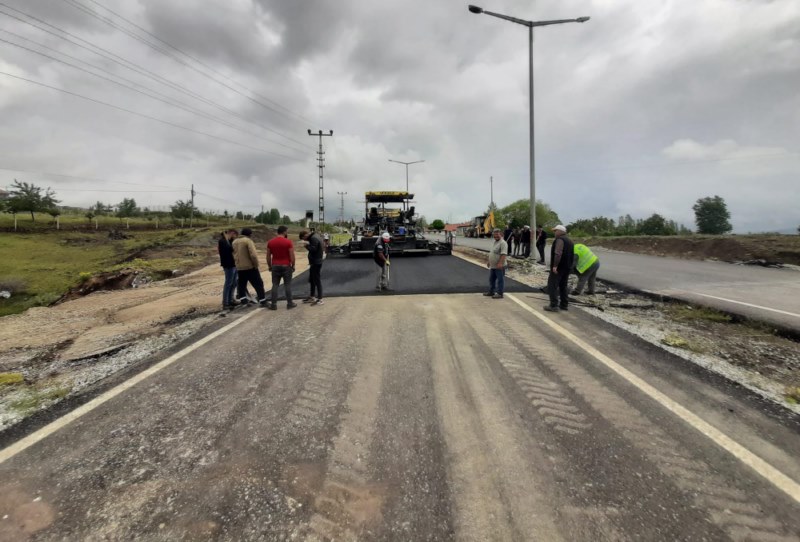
left=265, top=225, right=297, bottom=310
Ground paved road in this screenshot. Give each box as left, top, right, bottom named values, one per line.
left=431, top=233, right=800, bottom=332
left=1, top=259, right=799, bottom=540
left=319, top=254, right=532, bottom=297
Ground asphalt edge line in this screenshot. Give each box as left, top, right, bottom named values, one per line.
left=0, top=308, right=262, bottom=465
left=688, top=291, right=800, bottom=319
left=506, top=293, right=800, bottom=505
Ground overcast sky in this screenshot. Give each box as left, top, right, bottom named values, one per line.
left=1, top=0, right=797, bottom=232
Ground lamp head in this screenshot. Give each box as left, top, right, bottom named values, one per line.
left=307, top=129, right=312, bottom=135
left=468, top=5, right=483, bottom=14
left=576, top=16, right=590, bottom=23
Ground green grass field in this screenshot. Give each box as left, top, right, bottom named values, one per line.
left=0, top=211, right=250, bottom=232
left=0, top=229, right=210, bottom=316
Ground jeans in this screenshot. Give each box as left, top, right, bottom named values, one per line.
left=548, top=270, right=570, bottom=308
left=522, top=242, right=531, bottom=258
left=270, top=265, right=293, bottom=305
left=489, top=267, right=505, bottom=295
left=574, top=261, right=600, bottom=294
left=237, top=268, right=266, bottom=302
left=309, top=263, right=323, bottom=299
left=222, top=267, right=237, bottom=307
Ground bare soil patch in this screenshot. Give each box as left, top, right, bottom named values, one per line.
left=583, top=235, right=800, bottom=265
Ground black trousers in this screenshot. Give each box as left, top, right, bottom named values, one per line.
left=547, top=270, right=570, bottom=308
left=237, top=268, right=266, bottom=302
left=536, top=243, right=546, bottom=262
left=309, top=263, right=323, bottom=298
left=270, top=265, right=293, bottom=305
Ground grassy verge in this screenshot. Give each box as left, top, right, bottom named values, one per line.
left=0, top=229, right=209, bottom=316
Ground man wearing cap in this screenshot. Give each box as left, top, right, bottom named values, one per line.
left=483, top=228, right=508, bottom=299
left=232, top=227, right=267, bottom=306
left=374, top=232, right=392, bottom=291
left=571, top=243, right=600, bottom=296
left=545, top=225, right=574, bottom=312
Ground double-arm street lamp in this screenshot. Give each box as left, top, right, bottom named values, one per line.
left=468, top=5, right=589, bottom=256
left=388, top=159, right=425, bottom=194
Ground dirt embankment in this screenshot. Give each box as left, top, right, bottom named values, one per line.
left=0, top=226, right=299, bottom=430
left=582, top=235, right=800, bottom=266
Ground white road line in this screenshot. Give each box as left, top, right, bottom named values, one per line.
left=686, top=292, right=800, bottom=319
left=506, top=293, right=800, bottom=505
left=0, top=308, right=261, bottom=465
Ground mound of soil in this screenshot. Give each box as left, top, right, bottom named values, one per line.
left=586, top=235, right=800, bottom=265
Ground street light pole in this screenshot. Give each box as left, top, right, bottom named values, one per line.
left=468, top=5, right=589, bottom=258
left=388, top=159, right=425, bottom=194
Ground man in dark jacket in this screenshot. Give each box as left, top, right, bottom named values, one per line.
left=545, top=225, right=574, bottom=312
left=217, top=229, right=238, bottom=310
left=535, top=225, right=547, bottom=264
left=300, top=229, right=325, bottom=305
left=521, top=226, right=532, bottom=258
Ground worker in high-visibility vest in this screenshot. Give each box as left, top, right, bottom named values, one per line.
left=571, top=243, right=600, bottom=295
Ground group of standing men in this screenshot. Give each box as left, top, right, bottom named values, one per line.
left=489, top=224, right=601, bottom=312
left=217, top=227, right=326, bottom=311
left=503, top=225, right=548, bottom=263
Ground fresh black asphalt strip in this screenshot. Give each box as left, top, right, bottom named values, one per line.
left=314, top=254, right=534, bottom=297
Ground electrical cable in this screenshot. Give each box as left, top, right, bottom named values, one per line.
left=0, top=70, right=303, bottom=160
left=80, top=0, right=316, bottom=126
left=0, top=166, right=184, bottom=189
left=0, top=34, right=308, bottom=156
left=0, top=3, right=313, bottom=150
left=60, top=0, right=313, bottom=129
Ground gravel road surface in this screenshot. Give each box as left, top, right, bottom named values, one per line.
left=1, top=283, right=798, bottom=540
left=431, top=233, right=800, bottom=333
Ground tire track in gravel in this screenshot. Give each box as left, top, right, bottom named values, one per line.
left=298, top=303, right=393, bottom=541
left=367, top=297, right=454, bottom=541
left=468, top=304, right=717, bottom=540
left=426, top=299, right=564, bottom=541
left=497, top=311, right=800, bottom=542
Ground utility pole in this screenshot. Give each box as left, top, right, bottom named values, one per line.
left=189, top=184, right=195, bottom=228
left=308, top=129, right=334, bottom=226
left=337, top=191, right=347, bottom=225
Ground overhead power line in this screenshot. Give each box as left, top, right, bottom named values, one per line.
left=0, top=3, right=313, bottom=151
left=60, top=0, right=314, bottom=128
left=0, top=166, right=186, bottom=190
left=0, top=32, right=307, bottom=155
left=0, top=71, right=303, bottom=160
left=81, top=0, right=316, bottom=126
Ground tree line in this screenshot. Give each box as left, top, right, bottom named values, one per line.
left=1, top=180, right=299, bottom=225
left=431, top=195, right=738, bottom=237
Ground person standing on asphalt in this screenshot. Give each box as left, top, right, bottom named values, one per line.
left=571, top=243, right=600, bottom=296
left=266, top=225, right=296, bottom=310
left=217, top=228, right=238, bottom=310
left=521, top=225, right=532, bottom=258
left=374, top=232, right=392, bottom=291
left=545, top=225, right=574, bottom=312
left=535, top=225, right=548, bottom=264
left=233, top=227, right=267, bottom=306
left=484, top=228, right=508, bottom=299
left=299, top=229, right=325, bottom=306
